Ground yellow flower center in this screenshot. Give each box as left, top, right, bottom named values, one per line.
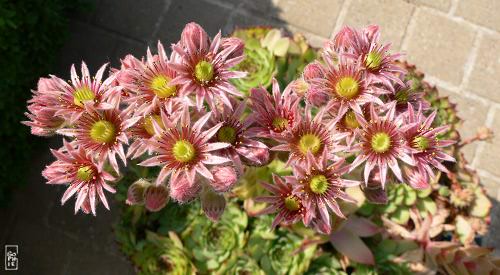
left=272, top=117, right=289, bottom=132
left=194, top=60, right=214, bottom=83
left=371, top=132, right=391, bottom=153
left=412, top=136, right=430, bottom=151
left=335, top=76, right=359, bottom=99
left=90, top=120, right=116, bottom=143
left=365, top=51, right=383, bottom=70
left=298, top=134, right=322, bottom=155
left=73, top=86, right=95, bottom=107
left=150, top=75, right=177, bottom=98
left=217, top=126, right=237, bottom=144
left=76, top=166, right=94, bottom=181
left=343, top=110, right=360, bottom=129
left=310, top=175, right=329, bottom=195
left=143, top=115, right=165, bottom=136
left=284, top=196, right=300, bottom=211
left=172, top=140, right=196, bottom=163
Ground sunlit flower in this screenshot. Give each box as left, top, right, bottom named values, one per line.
left=42, top=140, right=116, bottom=215
left=349, top=103, right=415, bottom=187
left=139, top=110, right=231, bottom=185
left=51, top=62, right=120, bottom=123
left=170, top=22, right=246, bottom=110
left=328, top=104, right=369, bottom=146
left=271, top=107, right=346, bottom=166
left=117, top=42, right=187, bottom=115
left=126, top=105, right=181, bottom=159
left=57, top=103, right=140, bottom=174
left=256, top=174, right=305, bottom=228
left=334, top=25, right=405, bottom=87
left=207, top=101, right=269, bottom=173
left=289, top=151, right=358, bottom=234
left=313, top=61, right=383, bottom=118
left=402, top=104, right=455, bottom=183
left=247, top=79, right=300, bottom=138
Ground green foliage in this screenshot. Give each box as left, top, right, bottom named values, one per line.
left=0, top=0, right=87, bottom=206
left=182, top=203, right=248, bottom=273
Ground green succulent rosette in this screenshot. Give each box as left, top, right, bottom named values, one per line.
left=305, top=254, right=346, bottom=275
left=144, top=231, right=196, bottom=275
left=248, top=215, right=316, bottom=275
left=230, top=38, right=275, bottom=94
left=217, top=253, right=265, bottom=275
left=181, top=203, right=248, bottom=273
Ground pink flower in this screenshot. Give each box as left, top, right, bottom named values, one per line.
left=117, top=42, right=187, bottom=115
left=247, top=79, right=300, bottom=138
left=139, top=110, right=231, bottom=185
left=402, top=104, right=455, bottom=182
left=127, top=106, right=180, bottom=159
left=170, top=22, right=246, bottom=110
left=144, top=184, right=169, bottom=212
left=332, top=25, right=405, bottom=87
left=349, top=103, right=415, bottom=187
left=206, top=101, right=269, bottom=173
left=313, top=61, right=384, bottom=118
left=50, top=62, right=120, bottom=123
left=255, top=174, right=305, bottom=228
left=210, top=166, right=238, bottom=192
left=288, top=151, right=358, bottom=234
left=57, top=102, right=140, bottom=174
left=23, top=78, right=65, bottom=136
left=42, top=140, right=116, bottom=215
left=271, top=107, right=347, bottom=166
left=343, top=25, right=406, bottom=87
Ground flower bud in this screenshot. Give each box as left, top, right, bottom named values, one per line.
left=180, top=22, right=209, bottom=51
left=210, top=166, right=238, bottom=193
left=242, top=147, right=270, bottom=167
left=333, top=26, right=355, bottom=50
left=477, top=127, right=493, bottom=140
left=170, top=174, right=201, bottom=203
left=306, top=88, right=329, bottom=107
left=290, top=79, right=309, bottom=97
left=221, top=37, right=245, bottom=60
left=405, top=168, right=430, bottom=190
left=144, top=184, right=169, bottom=212
left=126, top=178, right=151, bottom=205
left=303, top=62, right=324, bottom=80
left=200, top=186, right=226, bottom=221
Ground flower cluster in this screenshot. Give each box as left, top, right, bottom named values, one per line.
left=254, top=25, right=454, bottom=234
left=24, top=23, right=454, bottom=235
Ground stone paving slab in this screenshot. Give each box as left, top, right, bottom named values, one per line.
left=342, top=0, right=414, bottom=50
left=3, top=0, right=500, bottom=273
